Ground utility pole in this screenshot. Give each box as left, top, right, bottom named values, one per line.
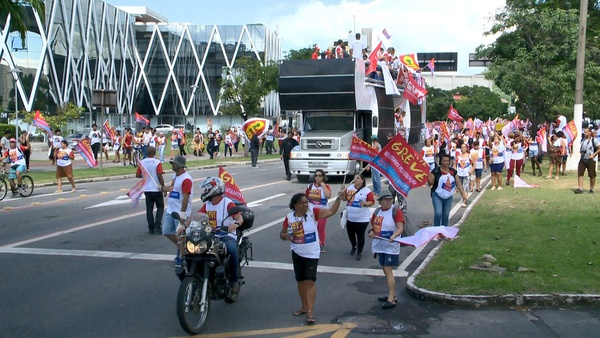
left=568, top=0, right=588, bottom=170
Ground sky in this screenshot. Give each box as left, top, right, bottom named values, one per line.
left=107, top=0, right=506, bottom=74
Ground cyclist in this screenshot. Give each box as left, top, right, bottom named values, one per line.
left=1, top=138, right=29, bottom=195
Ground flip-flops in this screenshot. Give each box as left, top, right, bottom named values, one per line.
left=293, top=310, right=307, bottom=316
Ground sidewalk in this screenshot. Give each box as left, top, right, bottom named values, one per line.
left=27, top=142, right=253, bottom=173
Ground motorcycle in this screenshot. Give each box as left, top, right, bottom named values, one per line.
left=171, top=205, right=254, bottom=335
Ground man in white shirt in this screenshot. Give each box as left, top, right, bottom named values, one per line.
left=351, top=33, right=365, bottom=57
left=1, top=130, right=11, bottom=165
left=136, top=147, right=165, bottom=234
left=88, top=124, right=102, bottom=161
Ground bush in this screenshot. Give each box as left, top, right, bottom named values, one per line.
left=0, top=123, right=19, bottom=138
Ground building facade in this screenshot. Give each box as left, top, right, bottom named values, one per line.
left=0, top=0, right=280, bottom=132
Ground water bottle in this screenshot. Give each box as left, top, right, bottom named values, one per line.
left=287, top=223, right=293, bottom=238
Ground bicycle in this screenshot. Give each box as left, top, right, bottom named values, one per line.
left=132, top=144, right=143, bottom=168
left=0, top=164, right=34, bottom=201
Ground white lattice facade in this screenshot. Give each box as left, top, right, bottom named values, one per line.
left=0, top=0, right=280, bottom=128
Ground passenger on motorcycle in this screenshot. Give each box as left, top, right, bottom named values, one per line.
left=184, top=177, right=244, bottom=293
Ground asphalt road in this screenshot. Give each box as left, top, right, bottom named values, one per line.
left=1, top=161, right=599, bottom=337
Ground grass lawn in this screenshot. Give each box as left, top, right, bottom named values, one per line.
left=414, top=164, right=600, bottom=295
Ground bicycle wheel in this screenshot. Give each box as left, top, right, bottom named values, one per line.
left=0, top=177, right=7, bottom=201
left=19, top=175, right=34, bottom=197
left=132, top=153, right=138, bottom=168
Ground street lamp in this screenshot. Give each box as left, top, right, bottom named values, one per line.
left=8, top=68, right=22, bottom=142
left=191, top=85, right=199, bottom=129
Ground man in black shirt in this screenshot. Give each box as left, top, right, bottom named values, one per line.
left=280, top=131, right=299, bottom=180
left=249, top=133, right=260, bottom=168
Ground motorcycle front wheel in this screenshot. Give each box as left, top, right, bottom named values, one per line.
left=177, top=277, right=210, bottom=335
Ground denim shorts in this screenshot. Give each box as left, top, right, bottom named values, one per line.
left=378, top=253, right=400, bottom=267
left=162, top=213, right=178, bottom=235
left=474, top=168, right=483, bottom=178
left=529, top=149, right=539, bottom=157
left=490, top=163, right=504, bottom=173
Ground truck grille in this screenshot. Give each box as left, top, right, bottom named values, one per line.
left=302, top=139, right=337, bottom=150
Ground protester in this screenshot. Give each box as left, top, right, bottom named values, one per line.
left=506, top=135, right=524, bottom=186
left=428, top=154, right=467, bottom=227
left=88, top=124, right=101, bottom=161
left=305, top=169, right=332, bottom=252
left=101, top=131, right=111, bottom=162
left=575, top=127, right=600, bottom=194
left=19, top=130, right=31, bottom=171
left=250, top=132, right=260, bottom=168
left=162, top=155, right=193, bottom=267
left=469, top=140, right=486, bottom=192
left=455, top=143, right=472, bottom=198
left=489, top=135, right=506, bottom=190
left=368, top=135, right=382, bottom=195
left=547, top=133, right=565, bottom=179
left=421, top=138, right=436, bottom=172
left=368, top=192, right=404, bottom=309
left=137, top=147, right=165, bottom=234
left=265, top=129, right=275, bottom=155
left=156, top=132, right=166, bottom=162
left=123, top=128, right=133, bottom=166
left=280, top=191, right=345, bottom=325
left=343, top=173, right=375, bottom=261
left=527, top=133, right=543, bottom=176
left=50, top=129, right=63, bottom=165
left=112, top=130, right=122, bottom=163
left=54, top=140, right=76, bottom=193
left=280, top=131, right=298, bottom=180
left=170, top=130, right=179, bottom=159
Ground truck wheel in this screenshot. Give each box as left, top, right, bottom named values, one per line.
left=297, top=175, right=309, bottom=183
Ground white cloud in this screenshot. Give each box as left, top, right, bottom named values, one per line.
left=264, top=0, right=505, bottom=74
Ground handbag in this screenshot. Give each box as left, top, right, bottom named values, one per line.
left=340, top=209, right=348, bottom=229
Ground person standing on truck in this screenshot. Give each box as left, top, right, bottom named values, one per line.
left=280, top=131, right=299, bottom=181
left=335, top=39, right=345, bottom=59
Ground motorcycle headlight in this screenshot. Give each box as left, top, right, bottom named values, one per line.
left=186, top=240, right=208, bottom=254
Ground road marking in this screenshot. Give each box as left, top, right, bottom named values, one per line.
left=187, top=323, right=356, bottom=338
left=245, top=193, right=286, bottom=207
left=85, top=195, right=143, bottom=209
left=0, top=189, right=88, bottom=203
left=0, top=247, right=408, bottom=277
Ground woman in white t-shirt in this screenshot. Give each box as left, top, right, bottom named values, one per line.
left=454, top=143, right=472, bottom=198
left=55, top=140, right=76, bottom=193
left=489, top=135, right=506, bottom=190
left=421, top=138, right=436, bottom=171
left=112, top=130, right=122, bottom=163
left=469, top=140, right=486, bottom=192
left=343, top=174, right=375, bottom=261
left=280, top=191, right=345, bottom=325
left=304, top=169, right=332, bottom=252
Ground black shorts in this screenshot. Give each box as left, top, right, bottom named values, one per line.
left=292, top=251, right=318, bottom=282
left=578, top=159, right=597, bottom=178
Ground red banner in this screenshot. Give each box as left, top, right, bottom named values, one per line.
left=369, top=134, right=430, bottom=198
left=447, top=104, right=463, bottom=122
left=74, top=138, right=98, bottom=168
left=33, top=110, right=53, bottom=136
left=402, top=75, right=428, bottom=105
left=242, top=118, right=270, bottom=139
left=366, top=41, right=382, bottom=75
left=562, top=120, right=578, bottom=145
left=218, top=167, right=246, bottom=205
left=135, top=112, right=150, bottom=125
left=398, top=53, right=420, bottom=70
left=348, top=135, right=379, bottom=163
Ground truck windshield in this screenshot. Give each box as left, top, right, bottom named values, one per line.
left=304, top=112, right=354, bottom=131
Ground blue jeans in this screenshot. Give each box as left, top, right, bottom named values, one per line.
left=371, top=169, right=381, bottom=194
left=431, top=192, right=453, bottom=227
left=220, top=236, right=239, bottom=283
left=141, top=145, right=148, bottom=159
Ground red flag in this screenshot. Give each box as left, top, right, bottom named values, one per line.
left=562, top=120, right=578, bottom=145
left=366, top=41, right=382, bottom=75
left=403, top=74, right=428, bottom=105
left=447, top=104, right=463, bottom=122
left=74, top=138, right=97, bottom=168
left=135, top=112, right=150, bottom=125
left=348, top=135, right=379, bottom=162
left=103, top=119, right=115, bottom=142
left=242, top=118, right=270, bottom=139
left=427, top=58, right=435, bottom=77
left=369, top=134, right=430, bottom=198
left=32, top=110, right=53, bottom=137
left=218, top=167, right=246, bottom=204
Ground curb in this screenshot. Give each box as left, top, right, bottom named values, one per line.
left=405, top=178, right=600, bottom=307
left=34, top=158, right=282, bottom=188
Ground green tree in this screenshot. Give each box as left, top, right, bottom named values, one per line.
left=0, top=0, right=45, bottom=47
left=284, top=45, right=317, bottom=60
left=219, top=56, right=278, bottom=120
left=22, top=102, right=83, bottom=131
left=477, top=7, right=580, bottom=127
left=425, top=86, right=507, bottom=121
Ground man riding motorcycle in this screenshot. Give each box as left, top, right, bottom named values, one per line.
left=182, top=177, right=244, bottom=296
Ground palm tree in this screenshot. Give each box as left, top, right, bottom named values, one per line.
left=0, top=0, right=45, bottom=47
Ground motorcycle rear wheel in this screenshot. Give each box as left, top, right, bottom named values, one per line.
left=177, top=277, right=210, bottom=335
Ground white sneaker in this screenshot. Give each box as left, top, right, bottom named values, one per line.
left=490, top=186, right=496, bottom=191
left=497, top=186, right=503, bottom=191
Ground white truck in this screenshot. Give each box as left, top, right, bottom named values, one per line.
left=278, top=58, right=425, bottom=182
